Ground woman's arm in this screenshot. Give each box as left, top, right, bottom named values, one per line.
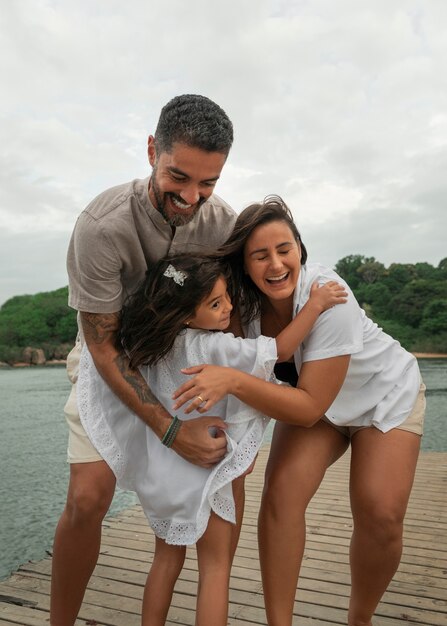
left=275, top=281, right=347, bottom=361
left=173, top=355, right=350, bottom=426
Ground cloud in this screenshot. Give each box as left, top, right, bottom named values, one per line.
left=0, top=230, right=71, bottom=305
left=1, top=0, right=446, bottom=305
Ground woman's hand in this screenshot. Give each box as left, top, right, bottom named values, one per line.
left=172, top=364, right=237, bottom=414
left=309, top=280, right=348, bottom=312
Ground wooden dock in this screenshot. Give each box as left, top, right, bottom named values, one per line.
left=0, top=447, right=446, bottom=625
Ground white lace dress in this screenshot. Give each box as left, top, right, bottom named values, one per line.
left=77, top=329, right=276, bottom=545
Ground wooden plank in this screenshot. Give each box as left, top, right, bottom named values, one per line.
left=0, top=604, right=49, bottom=626
left=0, top=447, right=445, bottom=625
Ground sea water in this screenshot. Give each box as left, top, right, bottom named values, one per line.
left=0, top=359, right=445, bottom=580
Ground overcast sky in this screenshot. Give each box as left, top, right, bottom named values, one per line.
left=1, top=0, right=446, bottom=306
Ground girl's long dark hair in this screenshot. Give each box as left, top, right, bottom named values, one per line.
left=121, top=254, right=230, bottom=368
left=218, top=195, right=307, bottom=326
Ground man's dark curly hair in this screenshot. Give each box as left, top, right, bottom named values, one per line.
left=154, top=94, right=233, bottom=154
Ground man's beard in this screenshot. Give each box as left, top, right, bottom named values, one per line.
left=150, top=169, right=205, bottom=227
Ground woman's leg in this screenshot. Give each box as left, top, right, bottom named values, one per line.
left=348, top=427, right=420, bottom=626
left=142, top=537, right=186, bottom=626
left=195, top=512, right=234, bottom=626
left=258, top=420, right=349, bottom=626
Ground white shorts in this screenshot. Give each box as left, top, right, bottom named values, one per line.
left=322, top=381, right=426, bottom=438
left=64, top=339, right=103, bottom=463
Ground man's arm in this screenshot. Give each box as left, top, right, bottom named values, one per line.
left=81, top=311, right=227, bottom=468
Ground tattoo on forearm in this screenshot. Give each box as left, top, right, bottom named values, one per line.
left=114, top=352, right=160, bottom=406
left=81, top=312, right=120, bottom=345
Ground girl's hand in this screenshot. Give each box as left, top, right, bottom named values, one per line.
left=309, top=280, right=348, bottom=312
left=172, top=364, right=236, bottom=414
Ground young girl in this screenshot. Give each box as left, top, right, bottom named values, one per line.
left=77, top=253, right=347, bottom=626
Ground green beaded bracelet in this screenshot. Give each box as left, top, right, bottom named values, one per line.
left=161, top=415, right=182, bottom=448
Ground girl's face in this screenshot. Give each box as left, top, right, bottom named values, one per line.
left=243, top=220, right=301, bottom=303
left=187, top=276, right=233, bottom=331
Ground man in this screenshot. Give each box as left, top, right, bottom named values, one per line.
left=51, top=94, right=236, bottom=625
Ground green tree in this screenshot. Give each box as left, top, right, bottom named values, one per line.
left=0, top=286, right=76, bottom=351
left=356, top=260, right=386, bottom=284
left=389, top=279, right=447, bottom=327
left=333, top=254, right=447, bottom=351
left=356, top=282, right=392, bottom=318
left=438, top=258, right=447, bottom=280
left=420, top=299, right=447, bottom=334
left=373, top=318, right=416, bottom=350
left=335, top=255, right=368, bottom=289
left=414, top=262, right=437, bottom=280
left=382, top=263, right=416, bottom=292
left=54, top=314, right=78, bottom=343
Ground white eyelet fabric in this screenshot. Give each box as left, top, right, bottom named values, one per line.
left=78, top=329, right=276, bottom=545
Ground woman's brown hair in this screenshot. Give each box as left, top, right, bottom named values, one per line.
left=219, top=195, right=307, bottom=326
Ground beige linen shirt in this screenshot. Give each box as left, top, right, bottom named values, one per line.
left=64, top=177, right=237, bottom=462
left=67, top=177, right=236, bottom=314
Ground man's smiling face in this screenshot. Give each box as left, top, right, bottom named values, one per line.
left=148, top=137, right=227, bottom=227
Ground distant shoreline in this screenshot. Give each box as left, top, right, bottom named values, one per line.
left=0, top=360, right=67, bottom=369
left=2, top=353, right=447, bottom=370
left=412, top=353, right=447, bottom=358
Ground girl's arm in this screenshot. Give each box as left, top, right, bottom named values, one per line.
left=173, top=355, right=350, bottom=426
left=275, top=281, right=347, bottom=361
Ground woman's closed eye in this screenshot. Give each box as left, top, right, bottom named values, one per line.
left=253, top=248, right=292, bottom=261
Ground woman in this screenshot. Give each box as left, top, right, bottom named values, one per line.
left=172, top=195, right=425, bottom=626
left=77, top=252, right=345, bottom=626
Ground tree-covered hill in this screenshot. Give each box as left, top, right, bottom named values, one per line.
left=1, top=255, right=446, bottom=364
left=0, top=287, right=77, bottom=364
left=335, top=255, right=447, bottom=352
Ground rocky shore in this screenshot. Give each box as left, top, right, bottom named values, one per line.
left=0, top=360, right=66, bottom=368
left=1, top=350, right=446, bottom=370
left=0, top=346, right=68, bottom=368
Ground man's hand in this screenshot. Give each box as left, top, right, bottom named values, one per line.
left=172, top=416, right=228, bottom=468
left=172, top=364, right=236, bottom=414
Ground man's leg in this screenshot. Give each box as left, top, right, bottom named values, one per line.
left=50, top=460, right=116, bottom=626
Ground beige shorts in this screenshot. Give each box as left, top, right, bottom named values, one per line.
left=64, top=339, right=103, bottom=463
left=322, top=381, right=426, bottom=438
